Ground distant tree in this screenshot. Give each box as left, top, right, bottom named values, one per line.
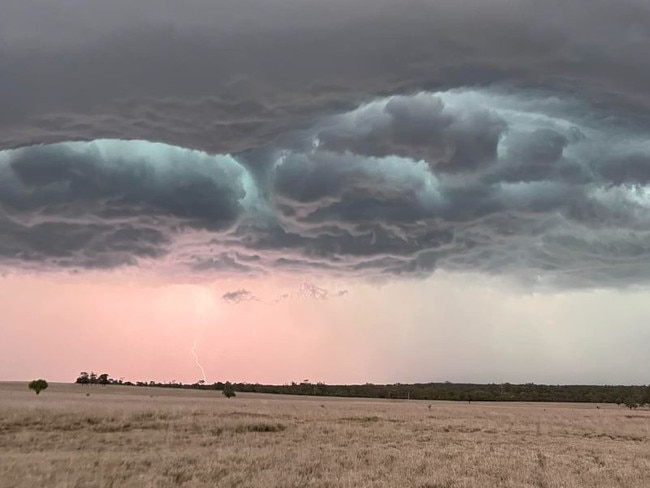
left=643, top=386, right=650, bottom=410
left=98, top=373, right=110, bottom=386
left=222, top=382, right=236, bottom=398
left=28, top=379, right=48, bottom=395
left=76, top=372, right=90, bottom=385
left=89, top=372, right=98, bottom=384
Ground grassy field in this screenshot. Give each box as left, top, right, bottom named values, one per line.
left=1, top=382, right=649, bottom=487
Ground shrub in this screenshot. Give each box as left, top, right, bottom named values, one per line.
left=222, top=382, right=236, bottom=398
left=28, top=379, right=48, bottom=395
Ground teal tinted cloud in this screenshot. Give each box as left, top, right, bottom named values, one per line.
left=1, top=89, right=649, bottom=288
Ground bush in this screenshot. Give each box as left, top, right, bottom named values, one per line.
left=222, top=382, right=236, bottom=398
left=28, top=379, right=48, bottom=395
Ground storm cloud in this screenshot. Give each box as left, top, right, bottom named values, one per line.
left=2, top=0, right=650, bottom=152
left=1, top=1, right=650, bottom=288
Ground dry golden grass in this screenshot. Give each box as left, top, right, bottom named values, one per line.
left=1, top=382, right=649, bottom=487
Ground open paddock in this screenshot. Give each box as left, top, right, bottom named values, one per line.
left=1, top=382, right=649, bottom=487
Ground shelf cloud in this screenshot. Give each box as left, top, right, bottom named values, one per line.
left=1, top=0, right=649, bottom=289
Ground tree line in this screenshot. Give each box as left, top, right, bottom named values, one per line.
left=74, top=373, right=650, bottom=407
left=75, top=371, right=115, bottom=385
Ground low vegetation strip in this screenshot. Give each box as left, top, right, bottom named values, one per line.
left=76, top=371, right=650, bottom=406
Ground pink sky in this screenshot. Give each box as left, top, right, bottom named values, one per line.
left=2, top=271, right=649, bottom=385
left=2, top=0, right=650, bottom=390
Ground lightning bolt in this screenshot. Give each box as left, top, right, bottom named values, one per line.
left=191, top=340, right=207, bottom=383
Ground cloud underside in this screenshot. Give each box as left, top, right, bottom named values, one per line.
left=2, top=1, right=650, bottom=153
left=1, top=89, right=650, bottom=288
left=1, top=0, right=650, bottom=288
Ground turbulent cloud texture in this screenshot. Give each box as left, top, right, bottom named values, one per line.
left=2, top=0, right=650, bottom=152
left=1, top=1, right=650, bottom=288
left=1, top=89, right=649, bottom=287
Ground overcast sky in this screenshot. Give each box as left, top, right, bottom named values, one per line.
left=1, top=0, right=650, bottom=384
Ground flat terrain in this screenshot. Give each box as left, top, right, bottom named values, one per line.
left=1, top=382, right=649, bottom=487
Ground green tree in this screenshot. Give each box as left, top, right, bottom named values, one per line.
left=643, top=386, right=650, bottom=409
left=98, top=373, right=110, bottom=386
left=222, top=382, right=236, bottom=398
left=76, top=372, right=90, bottom=385
left=624, top=400, right=639, bottom=410
left=28, top=379, right=48, bottom=395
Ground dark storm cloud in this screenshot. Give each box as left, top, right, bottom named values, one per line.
left=4, top=144, right=245, bottom=230
left=0, top=218, right=167, bottom=269
left=1, top=89, right=650, bottom=288
left=1, top=1, right=650, bottom=288
left=316, top=94, right=507, bottom=173
left=2, top=0, right=650, bottom=152
left=0, top=140, right=250, bottom=269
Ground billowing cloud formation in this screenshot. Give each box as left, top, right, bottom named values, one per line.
left=1, top=1, right=650, bottom=288
left=266, top=91, right=650, bottom=287
left=314, top=94, right=506, bottom=172
left=1, top=89, right=650, bottom=288
left=0, top=140, right=253, bottom=268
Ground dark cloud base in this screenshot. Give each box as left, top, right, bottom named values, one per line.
left=1, top=89, right=649, bottom=289
left=1, top=0, right=650, bottom=288
left=3, top=0, right=650, bottom=155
